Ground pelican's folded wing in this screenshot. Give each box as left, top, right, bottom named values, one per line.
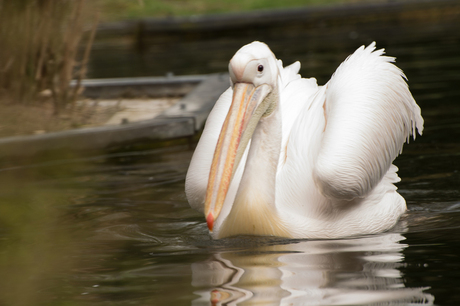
left=313, top=42, right=423, bottom=200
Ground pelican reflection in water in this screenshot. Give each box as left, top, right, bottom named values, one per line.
left=191, top=233, right=434, bottom=305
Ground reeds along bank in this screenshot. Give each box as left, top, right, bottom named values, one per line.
left=0, top=0, right=98, bottom=115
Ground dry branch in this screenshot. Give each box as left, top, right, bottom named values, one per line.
left=0, top=0, right=96, bottom=115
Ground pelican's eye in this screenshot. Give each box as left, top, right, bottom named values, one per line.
left=257, top=65, right=264, bottom=72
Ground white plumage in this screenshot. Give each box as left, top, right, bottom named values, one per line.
left=185, top=41, right=423, bottom=239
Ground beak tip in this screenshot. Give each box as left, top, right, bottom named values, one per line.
left=206, top=213, right=214, bottom=232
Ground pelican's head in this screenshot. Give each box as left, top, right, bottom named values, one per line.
left=204, top=41, right=280, bottom=232
left=228, top=41, right=279, bottom=88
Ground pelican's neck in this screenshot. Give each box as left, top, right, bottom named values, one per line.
left=219, top=87, right=290, bottom=238
left=238, top=91, right=281, bottom=207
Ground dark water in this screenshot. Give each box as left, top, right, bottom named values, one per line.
left=2, top=5, right=460, bottom=306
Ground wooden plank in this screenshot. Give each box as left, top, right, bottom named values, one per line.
left=0, top=117, right=195, bottom=159
left=0, top=73, right=228, bottom=159
left=76, top=75, right=207, bottom=99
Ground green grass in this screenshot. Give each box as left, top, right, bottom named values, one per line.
left=97, top=0, right=380, bottom=21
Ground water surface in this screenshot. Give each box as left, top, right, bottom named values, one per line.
left=1, top=5, right=460, bottom=306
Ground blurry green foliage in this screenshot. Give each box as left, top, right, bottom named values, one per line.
left=97, top=0, right=379, bottom=21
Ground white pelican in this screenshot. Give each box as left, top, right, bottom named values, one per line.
left=185, top=41, right=423, bottom=239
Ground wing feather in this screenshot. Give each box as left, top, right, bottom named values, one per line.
left=277, top=60, right=319, bottom=167
left=313, top=42, right=423, bottom=200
